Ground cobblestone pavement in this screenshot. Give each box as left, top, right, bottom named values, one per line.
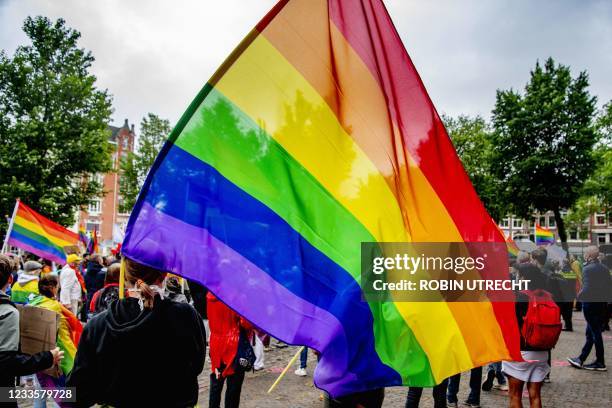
left=13, top=310, right=611, bottom=407
left=196, top=310, right=611, bottom=407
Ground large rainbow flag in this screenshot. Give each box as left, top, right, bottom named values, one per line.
left=122, top=0, right=521, bottom=396
left=5, top=200, right=79, bottom=264
left=535, top=223, right=555, bottom=246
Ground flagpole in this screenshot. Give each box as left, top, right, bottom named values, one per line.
left=2, top=199, right=20, bottom=253
left=267, top=346, right=305, bottom=394
left=119, top=257, right=125, bottom=299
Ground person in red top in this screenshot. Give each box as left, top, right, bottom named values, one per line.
left=207, top=292, right=252, bottom=408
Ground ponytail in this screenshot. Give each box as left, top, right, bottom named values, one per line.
left=134, top=279, right=156, bottom=309
left=124, top=258, right=166, bottom=309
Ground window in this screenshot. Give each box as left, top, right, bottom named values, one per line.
left=91, top=173, right=104, bottom=186
left=85, top=222, right=100, bottom=232
left=528, top=219, right=535, bottom=228
left=548, top=217, right=556, bottom=227
left=88, top=199, right=101, bottom=214
left=597, top=234, right=607, bottom=244
left=118, top=196, right=131, bottom=215
left=500, top=218, right=509, bottom=228
left=569, top=230, right=578, bottom=240
left=595, top=213, right=606, bottom=226
left=538, top=216, right=546, bottom=227
left=512, top=218, right=523, bottom=229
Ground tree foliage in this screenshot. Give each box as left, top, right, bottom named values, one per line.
left=490, top=57, right=598, bottom=247
left=570, top=101, right=612, bottom=217
left=0, top=16, right=112, bottom=227
left=119, top=113, right=171, bottom=212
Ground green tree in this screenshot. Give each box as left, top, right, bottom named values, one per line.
left=118, top=151, right=140, bottom=213
left=490, top=57, right=598, bottom=250
left=119, top=113, right=171, bottom=212
left=569, top=101, right=612, bottom=219
left=0, top=16, right=112, bottom=228
left=443, top=114, right=505, bottom=220
left=564, top=196, right=599, bottom=240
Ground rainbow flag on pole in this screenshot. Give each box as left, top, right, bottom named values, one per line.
left=535, top=223, right=555, bottom=246
left=123, top=0, right=521, bottom=396
left=78, top=224, right=90, bottom=250
left=4, top=200, right=79, bottom=264
left=87, top=226, right=99, bottom=254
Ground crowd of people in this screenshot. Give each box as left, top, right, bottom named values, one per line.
left=0, top=244, right=610, bottom=408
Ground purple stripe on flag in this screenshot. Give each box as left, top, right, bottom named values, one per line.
left=123, top=201, right=355, bottom=394
left=8, top=238, right=66, bottom=264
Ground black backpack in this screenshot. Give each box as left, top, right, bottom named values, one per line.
left=93, top=286, right=119, bottom=314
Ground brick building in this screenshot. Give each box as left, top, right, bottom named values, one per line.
left=76, top=119, right=135, bottom=251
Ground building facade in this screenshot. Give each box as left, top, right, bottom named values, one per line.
left=76, top=119, right=135, bottom=251
left=498, top=210, right=612, bottom=254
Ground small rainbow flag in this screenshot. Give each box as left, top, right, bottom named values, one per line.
left=507, top=237, right=520, bottom=257
left=494, top=219, right=520, bottom=257
left=78, top=224, right=90, bottom=249
left=5, top=200, right=79, bottom=264
left=535, top=223, right=555, bottom=246
left=122, top=0, right=521, bottom=396
left=87, top=226, right=99, bottom=254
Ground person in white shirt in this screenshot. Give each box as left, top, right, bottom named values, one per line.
left=59, top=254, right=82, bottom=315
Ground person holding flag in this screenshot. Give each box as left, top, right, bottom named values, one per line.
left=29, top=274, right=82, bottom=406
left=67, top=258, right=206, bottom=407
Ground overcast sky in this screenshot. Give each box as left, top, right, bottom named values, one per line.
left=1, top=0, right=610, bottom=134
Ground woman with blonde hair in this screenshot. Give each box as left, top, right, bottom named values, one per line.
left=67, top=258, right=206, bottom=407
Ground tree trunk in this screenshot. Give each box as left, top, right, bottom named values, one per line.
left=553, top=207, right=569, bottom=254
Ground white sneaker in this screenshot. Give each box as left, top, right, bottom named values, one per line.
left=294, top=368, right=307, bottom=377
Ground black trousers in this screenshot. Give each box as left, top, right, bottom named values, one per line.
left=405, top=379, right=448, bottom=408
left=325, top=388, right=385, bottom=408
left=560, top=302, right=573, bottom=329
left=209, top=370, right=245, bottom=408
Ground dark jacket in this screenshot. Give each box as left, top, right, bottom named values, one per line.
left=188, top=281, right=208, bottom=320
left=0, top=291, right=53, bottom=399
left=84, top=261, right=105, bottom=295
left=578, top=260, right=612, bottom=303
left=514, top=263, right=550, bottom=351
left=67, top=296, right=206, bottom=408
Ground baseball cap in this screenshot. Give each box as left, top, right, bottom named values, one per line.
left=66, top=254, right=82, bottom=264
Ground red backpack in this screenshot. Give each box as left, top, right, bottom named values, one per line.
left=521, top=289, right=562, bottom=349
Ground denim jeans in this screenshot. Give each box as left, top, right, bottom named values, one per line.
left=579, top=302, right=606, bottom=364
left=447, top=367, right=482, bottom=404
left=487, top=362, right=506, bottom=384
left=300, top=347, right=308, bottom=369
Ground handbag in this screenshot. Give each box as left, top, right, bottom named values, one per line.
left=233, top=330, right=256, bottom=372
